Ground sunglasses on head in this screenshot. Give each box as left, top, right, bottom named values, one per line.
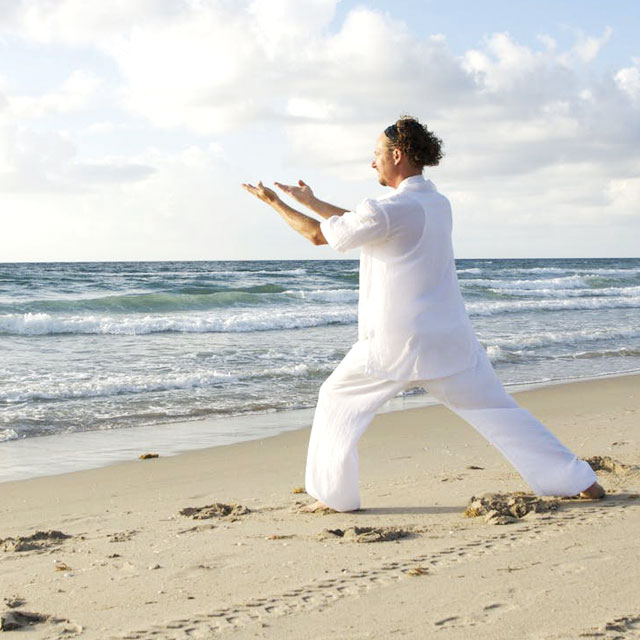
left=384, top=124, right=398, bottom=142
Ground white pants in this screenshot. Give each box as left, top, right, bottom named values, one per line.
left=305, top=340, right=596, bottom=512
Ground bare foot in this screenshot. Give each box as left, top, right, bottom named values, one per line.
left=299, top=500, right=336, bottom=513
left=580, top=481, right=606, bottom=499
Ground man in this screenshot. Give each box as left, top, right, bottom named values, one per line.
left=242, top=116, right=604, bottom=513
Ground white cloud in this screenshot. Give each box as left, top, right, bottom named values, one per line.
left=0, top=123, right=155, bottom=192
left=571, top=26, right=613, bottom=63
left=615, top=59, right=640, bottom=102
left=248, top=0, right=337, bottom=59
left=1, top=2, right=638, bottom=259
left=0, top=125, right=76, bottom=191
left=4, top=2, right=471, bottom=133
left=286, top=98, right=337, bottom=121
left=8, top=69, right=102, bottom=119
left=463, top=32, right=542, bottom=91
left=9, top=0, right=182, bottom=44
left=71, top=159, right=155, bottom=184
left=607, top=175, right=640, bottom=211
left=0, top=143, right=307, bottom=261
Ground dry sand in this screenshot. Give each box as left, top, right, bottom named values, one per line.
left=1, top=374, right=639, bottom=639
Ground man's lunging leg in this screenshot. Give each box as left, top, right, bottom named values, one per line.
left=423, top=346, right=600, bottom=497
left=304, top=341, right=407, bottom=512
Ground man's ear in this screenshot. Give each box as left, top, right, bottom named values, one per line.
left=392, top=147, right=403, bottom=165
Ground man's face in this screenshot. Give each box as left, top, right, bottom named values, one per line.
left=371, top=133, right=394, bottom=186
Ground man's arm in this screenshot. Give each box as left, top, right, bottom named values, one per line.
left=274, top=180, right=348, bottom=220
left=241, top=181, right=328, bottom=246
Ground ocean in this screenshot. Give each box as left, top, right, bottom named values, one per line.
left=1, top=258, right=639, bottom=481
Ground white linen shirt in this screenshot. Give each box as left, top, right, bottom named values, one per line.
left=320, top=175, right=479, bottom=381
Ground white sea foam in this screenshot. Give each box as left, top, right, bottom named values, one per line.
left=467, top=296, right=640, bottom=316
left=485, top=342, right=640, bottom=364
left=282, top=288, right=359, bottom=303
left=485, top=345, right=529, bottom=363
left=486, top=345, right=505, bottom=363
left=0, top=306, right=358, bottom=336
left=567, top=347, right=640, bottom=359
left=0, top=371, right=239, bottom=404
left=0, top=362, right=333, bottom=406
left=266, top=363, right=310, bottom=376
left=475, top=266, right=640, bottom=277
left=486, top=285, right=640, bottom=299
left=253, top=363, right=310, bottom=377
left=250, top=268, right=307, bottom=276
left=576, top=267, right=640, bottom=276
left=249, top=362, right=336, bottom=378
left=196, top=267, right=308, bottom=277
left=0, top=428, right=19, bottom=442
left=482, top=326, right=640, bottom=351
left=476, top=267, right=570, bottom=276
left=461, top=275, right=590, bottom=290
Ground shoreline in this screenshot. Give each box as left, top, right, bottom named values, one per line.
left=1, top=368, right=639, bottom=485
left=1, top=370, right=638, bottom=639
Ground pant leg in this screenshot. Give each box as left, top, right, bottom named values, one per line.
left=305, top=341, right=408, bottom=512
left=421, top=345, right=596, bottom=496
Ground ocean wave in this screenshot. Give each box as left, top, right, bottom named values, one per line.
left=333, top=271, right=360, bottom=283
left=0, top=285, right=359, bottom=314
left=234, top=267, right=308, bottom=276
left=485, top=343, right=640, bottom=365
left=255, top=363, right=310, bottom=377
left=0, top=371, right=239, bottom=404
left=0, top=287, right=285, bottom=314
left=461, top=275, right=591, bottom=290
left=468, top=266, right=640, bottom=277
left=484, top=285, right=640, bottom=299
left=168, top=267, right=309, bottom=277
left=575, top=268, right=640, bottom=276
left=0, top=361, right=334, bottom=406
left=282, top=288, right=359, bottom=303
left=0, top=307, right=358, bottom=336
left=563, top=347, right=640, bottom=360
left=245, top=362, right=335, bottom=378
left=482, top=326, right=640, bottom=351
left=467, top=296, right=640, bottom=316
left=486, top=345, right=527, bottom=364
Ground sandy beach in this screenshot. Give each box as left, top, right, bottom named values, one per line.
left=1, top=373, right=639, bottom=639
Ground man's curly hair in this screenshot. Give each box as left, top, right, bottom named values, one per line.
left=385, top=116, right=443, bottom=168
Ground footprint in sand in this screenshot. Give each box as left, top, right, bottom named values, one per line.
left=178, top=502, right=250, bottom=521
left=0, top=610, right=49, bottom=632
left=464, top=493, right=560, bottom=525
left=3, top=596, right=26, bottom=609
left=584, top=455, right=634, bottom=475
left=0, top=530, right=71, bottom=553
left=319, top=526, right=414, bottom=543
left=576, top=613, right=640, bottom=638
left=108, top=530, right=138, bottom=543
left=0, top=609, right=80, bottom=634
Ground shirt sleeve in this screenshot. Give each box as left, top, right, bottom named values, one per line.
left=320, top=198, right=390, bottom=253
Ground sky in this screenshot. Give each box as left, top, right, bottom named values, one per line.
left=1, top=0, right=639, bottom=262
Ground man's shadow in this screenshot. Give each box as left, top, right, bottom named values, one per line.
left=354, top=505, right=466, bottom=516
left=350, top=491, right=640, bottom=517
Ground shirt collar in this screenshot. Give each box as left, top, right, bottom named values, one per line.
left=395, top=174, right=435, bottom=192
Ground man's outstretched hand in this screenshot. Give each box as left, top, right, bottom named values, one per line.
left=241, top=181, right=281, bottom=206
left=274, top=180, right=314, bottom=207
left=241, top=178, right=325, bottom=246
